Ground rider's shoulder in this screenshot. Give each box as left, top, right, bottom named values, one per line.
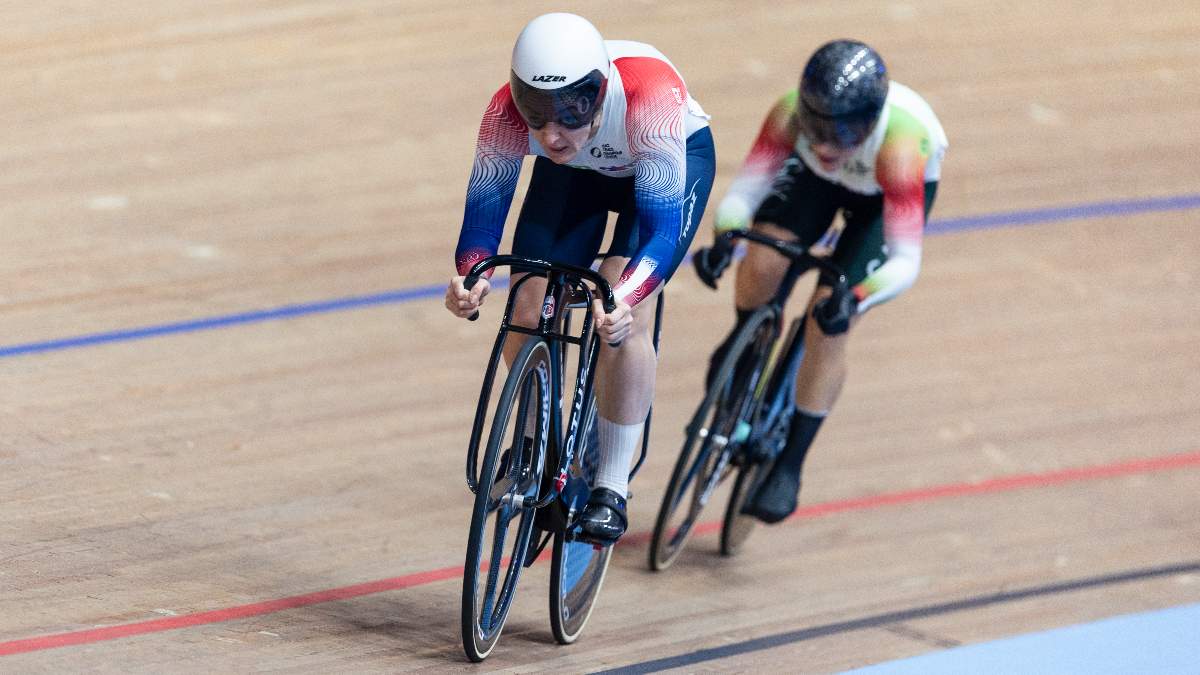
left=607, top=41, right=684, bottom=89
left=764, top=89, right=800, bottom=128
left=771, top=88, right=800, bottom=113
left=485, top=83, right=520, bottom=114
left=878, top=82, right=946, bottom=162
left=881, top=83, right=943, bottom=141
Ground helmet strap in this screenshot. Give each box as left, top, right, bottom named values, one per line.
left=586, top=110, right=604, bottom=140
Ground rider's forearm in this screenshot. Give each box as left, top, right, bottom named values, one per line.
left=615, top=145, right=686, bottom=306
left=612, top=234, right=674, bottom=306
left=455, top=154, right=522, bottom=276
left=852, top=240, right=921, bottom=312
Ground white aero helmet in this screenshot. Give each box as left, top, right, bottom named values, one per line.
left=509, top=13, right=609, bottom=130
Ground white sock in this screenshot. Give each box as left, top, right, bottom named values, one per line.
left=594, top=417, right=643, bottom=498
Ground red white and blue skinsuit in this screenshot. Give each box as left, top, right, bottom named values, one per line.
left=454, top=40, right=710, bottom=307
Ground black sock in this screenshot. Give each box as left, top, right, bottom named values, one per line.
left=774, top=409, right=825, bottom=478
left=706, top=307, right=756, bottom=389
left=745, top=408, right=826, bottom=523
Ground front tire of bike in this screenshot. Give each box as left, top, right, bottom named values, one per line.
left=462, top=338, right=551, bottom=662
left=648, top=306, right=778, bottom=571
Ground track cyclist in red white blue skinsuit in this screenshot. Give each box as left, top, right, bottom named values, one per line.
left=693, top=40, right=947, bottom=524
left=445, top=14, right=716, bottom=544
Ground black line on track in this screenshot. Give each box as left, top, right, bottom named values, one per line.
left=589, top=560, right=1200, bottom=675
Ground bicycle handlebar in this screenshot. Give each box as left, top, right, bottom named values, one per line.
left=720, top=229, right=847, bottom=286
left=462, top=255, right=621, bottom=345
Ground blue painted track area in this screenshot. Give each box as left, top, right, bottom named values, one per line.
left=837, top=603, right=1200, bottom=675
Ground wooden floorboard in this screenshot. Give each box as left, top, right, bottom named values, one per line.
left=2, top=1, right=1199, bottom=672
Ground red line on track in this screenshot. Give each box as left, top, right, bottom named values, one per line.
left=4, top=449, right=1199, bottom=657
left=0, top=567, right=464, bottom=657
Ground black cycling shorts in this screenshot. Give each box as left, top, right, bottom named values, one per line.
left=754, top=151, right=937, bottom=287
left=511, top=126, right=716, bottom=284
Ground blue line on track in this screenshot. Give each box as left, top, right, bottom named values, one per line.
left=925, top=192, right=1200, bottom=235
left=0, top=285, right=455, bottom=359
left=2, top=193, right=1198, bottom=360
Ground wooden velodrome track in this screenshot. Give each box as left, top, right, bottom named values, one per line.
left=3, top=1, right=1199, bottom=672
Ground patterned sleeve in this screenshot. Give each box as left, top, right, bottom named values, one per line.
left=610, top=57, right=689, bottom=306
left=854, top=106, right=931, bottom=311
left=714, top=90, right=801, bottom=233
left=454, top=85, right=529, bottom=277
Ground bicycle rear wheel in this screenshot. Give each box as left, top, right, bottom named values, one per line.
left=548, top=397, right=614, bottom=643
left=722, top=443, right=777, bottom=556
left=648, top=306, right=778, bottom=571
left=549, top=529, right=612, bottom=643
left=462, top=338, right=551, bottom=662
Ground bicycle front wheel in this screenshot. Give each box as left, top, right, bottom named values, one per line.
left=723, top=323, right=804, bottom=556
left=649, top=306, right=779, bottom=571
left=462, top=338, right=551, bottom=662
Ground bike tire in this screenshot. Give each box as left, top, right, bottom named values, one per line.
left=549, top=528, right=612, bottom=644
left=648, top=306, right=779, bottom=571
left=722, top=321, right=806, bottom=556
left=721, top=453, right=768, bottom=556
left=548, top=395, right=613, bottom=644
left=462, top=338, right=551, bottom=662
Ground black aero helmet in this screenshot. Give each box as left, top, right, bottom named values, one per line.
left=798, top=40, right=889, bottom=150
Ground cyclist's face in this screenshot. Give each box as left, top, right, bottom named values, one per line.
left=531, top=115, right=600, bottom=164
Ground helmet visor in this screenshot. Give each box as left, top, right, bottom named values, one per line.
left=510, top=69, right=607, bottom=130
left=797, top=98, right=879, bottom=151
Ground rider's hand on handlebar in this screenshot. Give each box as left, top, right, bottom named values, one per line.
left=446, top=275, right=490, bottom=318
left=693, top=236, right=733, bottom=290
left=592, top=297, right=632, bottom=346
left=812, top=282, right=858, bottom=335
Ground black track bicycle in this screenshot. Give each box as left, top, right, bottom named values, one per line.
left=649, top=229, right=845, bottom=571
left=459, top=255, right=661, bottom=661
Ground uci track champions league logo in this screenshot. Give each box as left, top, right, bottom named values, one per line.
left=584, top=143, right=633, bottom=173
left=589, top=143, right=624, bottom=161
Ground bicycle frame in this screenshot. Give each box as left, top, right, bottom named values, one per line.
left=463, top=256, right=617, bottom=512
left=723, top=229, right=847, bottom=452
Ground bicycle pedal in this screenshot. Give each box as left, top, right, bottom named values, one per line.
left=566, top=528, right=617, bottom=548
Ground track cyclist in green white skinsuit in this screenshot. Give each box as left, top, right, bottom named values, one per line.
left=693, top=40, right=948, bottom=523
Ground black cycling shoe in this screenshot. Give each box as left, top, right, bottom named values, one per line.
left=578, top=487, right=628, bottom=545
left=741, top=462, right=801, bottom=524
left=742, top=411, right=823, bottom=524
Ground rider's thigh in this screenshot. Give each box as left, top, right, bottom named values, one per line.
left=734, top=221, right=798, bottom=309
left=509, top=272, right=549, bottom=329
